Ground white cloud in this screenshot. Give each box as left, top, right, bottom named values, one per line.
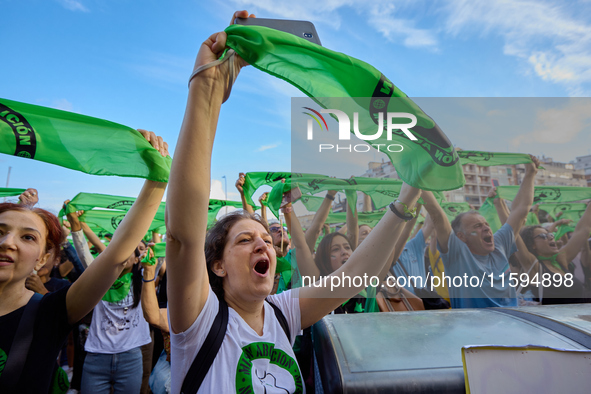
left=257, top=143, right=280, bottom=151
left=443, top=0, right=591, bottom=94
left=512, top=99, right=591, bottom=146
left=52, top=98, right=73, bottom=112
left=228, top=0, right=438, bottom=49
left=57, top=0, right=89, bottom=12
left=367, top=1, right=438, bottom=49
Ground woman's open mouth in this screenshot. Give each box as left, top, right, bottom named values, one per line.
left=254, top=259, right=270, bottom=277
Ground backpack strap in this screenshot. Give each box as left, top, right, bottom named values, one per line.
left=180, top=296, right=229, bottom=394
left=180, top=296, right=291, bottom=394
left=0, top=293, right=43, bottom=392
left=267, top=299, right=291, bottom=343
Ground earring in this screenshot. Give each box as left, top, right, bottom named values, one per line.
left=221, top=270, right=225, bottom=274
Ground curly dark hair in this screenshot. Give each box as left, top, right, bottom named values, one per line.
left=520, top=225, right=544, bottom=256
left=204, top=211, right=269, bottom=298
left=314, top=232, right=351, bottom=276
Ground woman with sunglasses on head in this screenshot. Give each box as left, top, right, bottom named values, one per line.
left=518, top=202, right=591, bottom=305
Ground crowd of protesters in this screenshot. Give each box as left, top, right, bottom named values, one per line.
left=0, top=10, right=590, bottom=394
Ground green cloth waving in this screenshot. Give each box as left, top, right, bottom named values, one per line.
left=225, top=25, right=464, bottom=192
left=102, top=272, right=132, bottom=303
left=0, top=187, right=26, bottom=197
left=496, top=186, right=591, bottom=204
left=0, top=98, right=171, bottom=182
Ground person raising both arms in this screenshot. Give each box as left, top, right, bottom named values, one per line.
left=165, top=10, right=422, bottom=393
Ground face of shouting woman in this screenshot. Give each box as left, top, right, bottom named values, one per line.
left=214, top=219, right=277, bottom=303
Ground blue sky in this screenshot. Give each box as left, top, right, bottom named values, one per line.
left=2, top=0, right=591, bottom=214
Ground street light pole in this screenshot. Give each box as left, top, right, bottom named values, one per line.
left=4, top=166, right=11, bottom=202
left=222, top=175, right=227, bottom=215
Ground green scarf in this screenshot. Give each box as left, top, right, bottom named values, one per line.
left=102, top=272, right=132, bottom=303
left=0, top=98, right=171, bottom=181
left=225, top=25, right=464, bottom=192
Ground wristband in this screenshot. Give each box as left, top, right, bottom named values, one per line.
left=142, top=277, right=156, bottom=283
left=389, top=202, right=414, bottom=221
left=394, top=199, right=417, bottom=218
left=326, top=194, right=335, bottom=201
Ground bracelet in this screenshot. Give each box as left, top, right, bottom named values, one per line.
left=142, top=277, right=156, bottom=283
left=188, top=49, right=236, bottom=103
left=326, top=194, right=335, bottom=201
left=389, top=201, right=414, bottom=221
left=394, top=199, right=417, bottom=218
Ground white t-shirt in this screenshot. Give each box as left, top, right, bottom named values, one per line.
left=170, top=287, right=304, bottom=394
left=85, top=285, right=151, bottom=354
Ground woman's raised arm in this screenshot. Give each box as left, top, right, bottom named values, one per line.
left=66, top=129, right=168, bottom=324
left=299, top=183, right=421, bottom=328
left=165, top=11, right=252, bottom=334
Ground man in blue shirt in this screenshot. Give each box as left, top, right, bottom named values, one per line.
left=422, top=157, right=539, bottom=308
left=392, top=216, right=434, bottom=293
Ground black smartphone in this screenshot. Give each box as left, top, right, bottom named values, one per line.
left=234, top=17, right=322, bottom=46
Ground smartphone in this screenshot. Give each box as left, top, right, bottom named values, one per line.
left=234, top=17, right=322, bottom=46
left=491, top=179, right=499, bottom=187
left=281, top=186, right=303, bottom=208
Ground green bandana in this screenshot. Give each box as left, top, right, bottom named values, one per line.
left=458, top=151, right=542, bottom=168
left=0, top=98, right=171, bottom=181
left=102, top=272, right=132, bottom=303
left=225, top=25, right=464, bottom=192
left=496, top=186, right=591, bottom=204
left=0, top=187, right=26, bottom=197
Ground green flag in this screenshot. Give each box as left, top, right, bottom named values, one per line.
left=0, top=98, right=171, bottom=182
left=0, top=187, right=26, bottom=197
left=441, top=202, right=472, bottom=222
left=525, top=212, right=540, bottom=226
left=325, top=211, right=386, bottom=227
left=299, top=195, right=327, bottom=212
left=60, top=192, right=166, bottom=219
left=225, top=25, right=464, bottom=192
left=496, top=186, right=591, bottom=204
left=553, top=209, right=586, bottom=239
left=478, top=198, right=503, bottom=233
left=152, top=242, right=166, bottom=258
left=538, top=203, right=588, bottom=219
left=242, top=172, right=328, bottom=208
left=207, top=199, right=248, bottom=224
left=79, top=209, right=165, bottom=233
left=458, top=151, right=539, bottom=167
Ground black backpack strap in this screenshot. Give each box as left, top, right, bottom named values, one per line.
left=0, top=293, right=43, bottom=392
left=267, top=299, right=291, bottom=343
left=180, top=296, right=229, bottom=394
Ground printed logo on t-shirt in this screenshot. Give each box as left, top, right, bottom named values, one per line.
left=235, top=342, right=303, bottom=394
left=0, top=348, right=6, bottom=377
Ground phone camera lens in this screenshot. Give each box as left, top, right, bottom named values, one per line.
left=303, top=33, right=313, bottom=38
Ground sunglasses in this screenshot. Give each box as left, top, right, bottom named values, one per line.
left=269, top=226, right=288, bottom=234
left=534, top=233, right=555, bottom=241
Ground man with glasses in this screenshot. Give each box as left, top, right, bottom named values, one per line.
left=422, top=157, right=540, bottom=308
left=268, top=220, right=291, bottom=258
